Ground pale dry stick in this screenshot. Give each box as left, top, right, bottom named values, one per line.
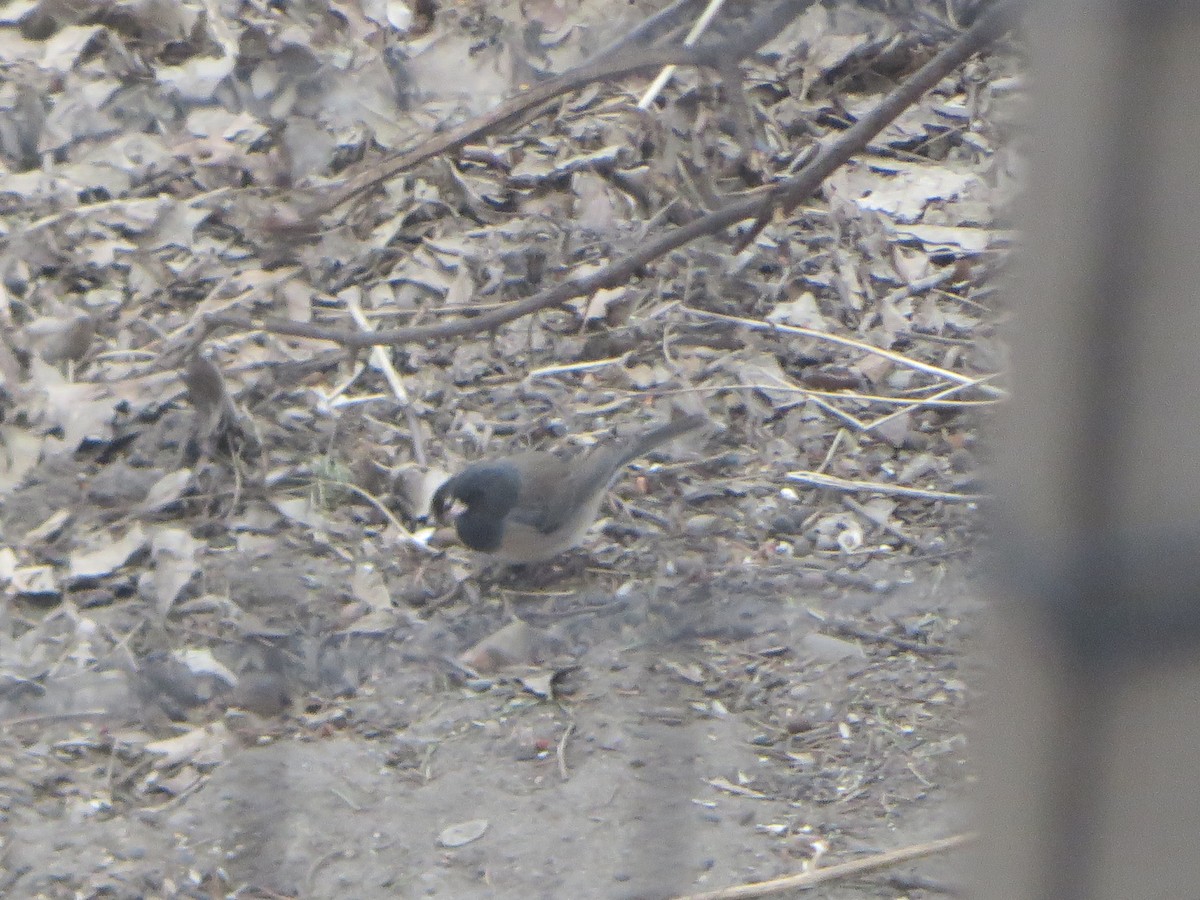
left=638, top=0, right=729, bottom=109
left=556, top=721, right=575, bottom=780
left=803, top=383, right=1000, bottom=411
left=569, top=397, right=632, bottom=419
left=683, top=306, right=1003, bottom=395
left=879, top=266, right=960, bottom=307
left=804, top=391, right=867, bottom=431
left=316, top=359, right=373, bottom=409
left=91, top=349, right=162, bottom=364
left=865, top=373, right=1001, bottom=433
left=814, top=428, right=847, bottom=474
left=324, top=479, right=437, bottom=553
left=642, top=383, right=998, bottom=408
left=707, top=776, right=768, bottom=799
left=787, top=470, right=985, bottom=503
left=527, top=354, right=631, bottom=379
left=672, top=832, right=976, bottom=900
left=824, top=386, right=1000, bottom=408
left=345, top=295, right=427, bottom=467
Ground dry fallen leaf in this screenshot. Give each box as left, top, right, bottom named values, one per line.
left=0, top=427, right=45, bottom=497
left=145, top=722, right=232, bottom=768
left=890, top=223, right=992, bottom=254
left=395, top=465, right=451, bottom=519
left=517, top=670, right=557, bottom=700
left=141, top=527, right=201, bottom=613
left=137, top=469, right=193, bottom=515
left=727, top=351, right=803, bottom=409
left=351, top=563, right=391, bottom=611
left=11, top=564, right=57, bottom=598
left=460, top=620, right=548, bottom=673
left=569, top=285, right=626, bottom=324
left=68, top=524, right=147, bottom=582
left=174, top=648, right=237, bottom=685
left=801, top=632, right=867, bottom=662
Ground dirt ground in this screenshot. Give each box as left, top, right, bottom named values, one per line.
left=0, top=1, right=1017, bottom=897
left=4, top=535, right=982, bottom=899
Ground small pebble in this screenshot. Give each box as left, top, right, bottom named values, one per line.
left=684, top=514, right=720, bottom=537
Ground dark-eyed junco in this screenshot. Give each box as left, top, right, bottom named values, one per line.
left=431, top=414, right=707, bottom=563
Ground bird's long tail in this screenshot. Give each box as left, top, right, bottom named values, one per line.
left=578, top=414, right=708, bottom=496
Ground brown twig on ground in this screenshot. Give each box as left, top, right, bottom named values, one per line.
left=671, top=832, right=975, bottom=900
left=204, top=2, right=1021, bottom=351
left=824, top=618, right=957, bottom=657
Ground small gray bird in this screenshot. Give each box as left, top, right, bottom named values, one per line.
left=431, top=415, right=707, bottom=563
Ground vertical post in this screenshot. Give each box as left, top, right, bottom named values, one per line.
left=983, top=3, right=1200, bottom=899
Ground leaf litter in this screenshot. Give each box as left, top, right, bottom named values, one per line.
left=0, top=1, right=1017, bottom=896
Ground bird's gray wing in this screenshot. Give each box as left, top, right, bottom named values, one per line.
left=507, top=415, right=707, bottom=535
left=504, top=453, right=577, bottom=534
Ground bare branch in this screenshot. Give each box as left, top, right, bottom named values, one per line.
left=207, top=2, right=1022, bottom=350
left=308, top=1, right=811, bottom=216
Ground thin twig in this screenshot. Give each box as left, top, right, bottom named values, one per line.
left=638, top=0, right=730, bottom=109
left=787, top=470, right=984, bottom=503
left=880, top=267, right=961, bottom=306
left=672, top=832, right=975, bottom=900
left=865, top=374, right=1001, bottom=432
left=345, top=295, right=428, bottom=467
left=824, top=618, right=955, bottom=657
left=527, top=355, right=630, bottom=379
left=814, top=428, right=846, bottom=474
left=686, top=307, right=1002, bottom=395
left=805, top=392, right=867, bottom=431
left=642, top=383, right=999, bottom=407
left=204, top=3, right=1021, bottom=353
left=310, top=2, right=805, bottom=215
left=321, top=479, right=437, bottom=553
left=556, top=721, right=575, bottom=780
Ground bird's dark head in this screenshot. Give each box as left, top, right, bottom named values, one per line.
left=431, top=463, right=522, bottom=552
